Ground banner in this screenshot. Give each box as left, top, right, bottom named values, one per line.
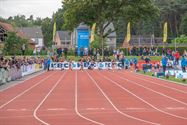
left=163, top=22, right=168, bottom=43
left=90, top=23, right=96, bottom=43
left=52, top=19, right=56, bottom=42
left=126, top=22, right=131, bottom=43
left=50, top=62, right=124, bottom=70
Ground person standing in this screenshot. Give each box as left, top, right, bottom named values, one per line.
left=162, top=56, right=168, bottom=73
left=21, top=44, right=26, bottom=55
left=181, top=56, right=187, bottom=72
left=47, top=57, right=51, bottom=71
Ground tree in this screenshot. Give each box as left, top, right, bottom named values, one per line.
left=41, top=17, right=53, bottom=47
left=172, top=35, right=187, bottom=44
left=3, top=32, right=28, bottom=55
left=180, top=12, right=187, bottom=35
left=62, top=0, right=159, bottom=59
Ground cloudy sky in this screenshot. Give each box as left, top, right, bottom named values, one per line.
left=0, top=0, right=62, bottom=19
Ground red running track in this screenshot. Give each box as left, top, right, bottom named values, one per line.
left=0, top=70, right=187, bottom=125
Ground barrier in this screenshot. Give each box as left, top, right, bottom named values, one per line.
left=21, top=64, right=44, bottom=76
left=0, top=64, right=44, bottom=85
left=50, top=62, right=124, bottom=70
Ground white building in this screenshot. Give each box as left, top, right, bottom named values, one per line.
left=18, top=27, right=44, bottom=48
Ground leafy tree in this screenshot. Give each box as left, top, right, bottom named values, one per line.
left=3, top=32, right=28, bottom=55
left=41, top=17, right=53, bottom=47
left=62, top=0, right=159, bottom=59
left=180, top=12, right=187, bottom=35
left=172, top=35, right=187, bottom=44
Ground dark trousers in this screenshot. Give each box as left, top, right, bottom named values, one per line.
left=182, top=66, right=186, bottom=72
left=163, top=65, right=166, bottom=73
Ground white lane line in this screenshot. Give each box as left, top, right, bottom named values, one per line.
left=86, top=108, right=106, bottom=111
left=0, top=71, right=46, bottom=92
left=98, top=71, right=187, bottom=120
left=108, top=71, right=187, bottom=106
left=47, top=108, right=67, bottom=111
left=126, top=108, right=146, bottom=110
left=0, top=72, right=56, bottom=109
left=75, top=71, right=104, bottom=125
left=119, top=71, right=187, bottom=94
left=86, top=71, right=160, bottom=125
left=166, top=107, right=186, bottom=110
left=33, top=71, right=67, bottom=125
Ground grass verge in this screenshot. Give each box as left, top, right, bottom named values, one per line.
left=138, top=70, right=187, bottom=84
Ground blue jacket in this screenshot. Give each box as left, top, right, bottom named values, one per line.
left=47, top=58, right=51, bottom=65
left=162, top=57, right=168, bottom=66
left=181, top=57, right=187, bottom=67
left=133, top=58, right=138, bottom=65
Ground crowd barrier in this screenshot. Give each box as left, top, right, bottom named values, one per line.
left=50, top=62, right=127, bottom=70
left=0, top=64, right=44, bottom=85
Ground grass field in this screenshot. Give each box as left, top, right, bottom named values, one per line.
left=139, top=70, right=187, bottom=84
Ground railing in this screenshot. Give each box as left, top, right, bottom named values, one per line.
left=0, top=64, right=44, bottom=85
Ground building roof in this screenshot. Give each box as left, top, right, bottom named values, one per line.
left=77, top=23, right=89, bottom=30
left=0, top=21, right=15, bottom=32
left=17, top=27, right=43, bottom=38
left=57, top=31, right=71, bottom=40
left=104, top=22, right=116, bottom=38
left=0, top=21, right=35, bottom=44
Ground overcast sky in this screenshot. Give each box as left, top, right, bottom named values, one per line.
left=0, top=0, right=62, bottom=19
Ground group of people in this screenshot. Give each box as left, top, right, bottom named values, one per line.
left=0, top=56, right=44, bottom=71
left=161, top=50, right=187, bottom=73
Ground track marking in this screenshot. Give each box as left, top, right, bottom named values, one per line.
left=0, top=72, right=56, bottom=109
left=108, top=71, right=187, bottom=106
left=0, top=71, right=46, bottom=92
left=86, top=71, right=160, bottom=125
left=98, top=71, right=187, bottom=120
left=75, top=71, right=104, bottom=125
left=33, top=71, right=67, bottom=125
left=119, top=71, right=187, bottom=94
left=166, top=107, right=186, bottom=110
left=47, top=108, right=67, bottom=111
left=86, top=108, right=106, bottom=111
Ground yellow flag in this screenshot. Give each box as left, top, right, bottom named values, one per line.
left=53, top=20, right=56, bottom=42
left=126, top=22, right=131, bottom=43
left=163, top=22, right=168, bottom=43
left=90, top=23, right=96, bottom=43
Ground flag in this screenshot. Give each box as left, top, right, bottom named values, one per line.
left=90, top=23, right=96, bottom=43
left=126, top=22, right=131, bottom=43
left=163, top=22, right=168, bottom=43
left=52, top=19, right=56, bottom=42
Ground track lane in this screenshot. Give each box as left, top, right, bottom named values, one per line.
left=79, top=70, right=153, bottom=125
left=0, top=71, right=52, bottom=106
left=116, top=70, right=187, bottom=103
left=126, top=70, right=187, bottom=92
left=86, top=70, right=159, bottom=125
left=0, top=71, right=61, bottom=125
left=91, top=70, right=187, bottom=125
left=35, top=70, right=102, bottom=125
left=102, top=70, right=187, bottom=119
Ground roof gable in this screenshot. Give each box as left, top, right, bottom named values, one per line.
left=57, top=31, right=71, bottom=40
left=17, top=27, right=43, bottom=38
